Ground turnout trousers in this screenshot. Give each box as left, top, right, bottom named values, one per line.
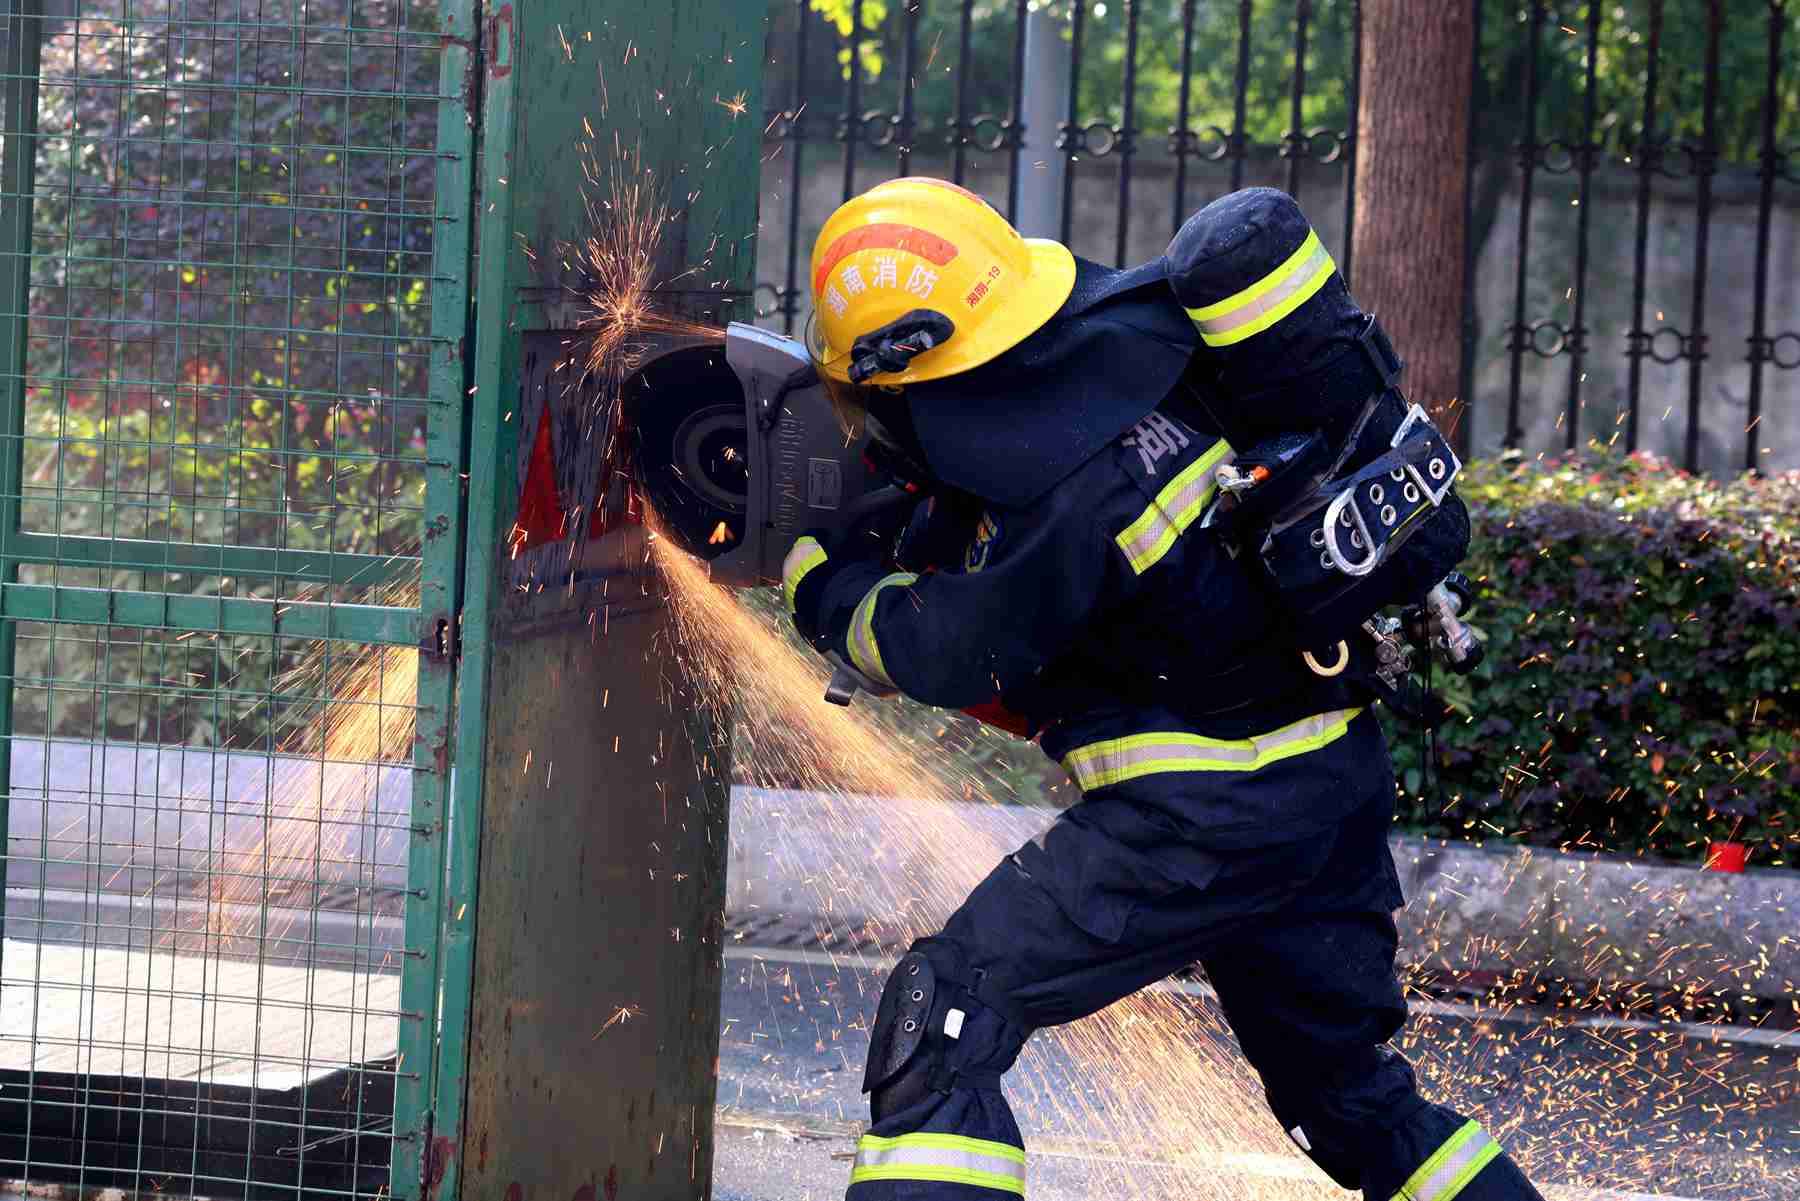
left=846, top=714, right=1544, bottom=1201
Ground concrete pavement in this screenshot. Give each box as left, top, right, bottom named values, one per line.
left=710, top=945, right=1800, bottom=1201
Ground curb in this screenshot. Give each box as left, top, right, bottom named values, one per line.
left=1392, top=836, right=1797, bottom=999
left=727, top=787, right=1800, bottom=1001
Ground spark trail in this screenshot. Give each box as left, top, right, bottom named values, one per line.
left=654, top=541, right=1299, bottom=1198
left=653, top=543, right=1798, bottom=1199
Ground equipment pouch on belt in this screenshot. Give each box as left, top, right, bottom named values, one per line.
left=1166, top=187, right=1472, bottom=651
left=1211, top=320, right=1471, bottom=648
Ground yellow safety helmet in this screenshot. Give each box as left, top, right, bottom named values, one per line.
left=808, top=177, right=1077, bottom=385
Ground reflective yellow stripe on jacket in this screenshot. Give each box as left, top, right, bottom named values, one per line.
left=1184, top=228, right=1336, bottom=347
left=1390, top=1120, right=1501, bottom=1201
left=846, top=572, right=918, bottom=688
left=1062, top=708, right=1362, bottom=792
left=1115, top=438, right=1233, bottom=575
left=850, top=1132, right=1025, bottom=1195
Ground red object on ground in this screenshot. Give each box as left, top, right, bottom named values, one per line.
left=1705, top=841, right=1747, bottom=873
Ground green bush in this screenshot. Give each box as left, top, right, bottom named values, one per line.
left=1384, top=451, right=1800, bottom=867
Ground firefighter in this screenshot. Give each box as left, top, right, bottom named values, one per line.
left=783, top=176, right=1543, bottom=1201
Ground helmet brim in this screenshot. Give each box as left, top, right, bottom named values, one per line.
left=818, top=238, right=1079, bottom=385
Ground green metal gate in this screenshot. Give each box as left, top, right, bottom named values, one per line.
left=0, top=0, right=477, bottom=1196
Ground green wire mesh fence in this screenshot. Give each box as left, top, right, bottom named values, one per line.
left=0, top=0, right=474, bottom=1196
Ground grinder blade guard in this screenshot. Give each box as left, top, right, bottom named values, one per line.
left=631, top=322, right=884, bottom=587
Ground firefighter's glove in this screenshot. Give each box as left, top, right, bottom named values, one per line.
left=782, top=534, right=846, bottom=648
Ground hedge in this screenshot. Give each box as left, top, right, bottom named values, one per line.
left=1385, top=450, right=1799, bottom=867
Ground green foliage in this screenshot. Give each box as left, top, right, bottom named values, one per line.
left=808, top=0, right=891, bottom=79
left=786, top=0, right=1356, bottom=148
left=1484, top=1, right=1800, bottom=166
left=774, top=1, right=1797, bottom=176
left=1385, top=450, right=1800, bottom=867
left=10, top=4, right=443, bottom=747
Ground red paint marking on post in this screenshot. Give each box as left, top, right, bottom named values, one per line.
left=426, top=1136, right=454, bottom=1200
left=486, top=4, right=514, bottom=78
left=504, top=1185, right=523, bottom=1201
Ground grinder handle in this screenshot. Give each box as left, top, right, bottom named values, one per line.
left=823, top=651, right=896, bottom=707
left=820, top=485, right=914, bottom=558
left=824, top=665, right=862, bottom=707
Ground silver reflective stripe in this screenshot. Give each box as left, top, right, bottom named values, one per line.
left=1184, top=229, right=1337, bottom=348
left=1194, top=238, right=1332, bottom=341
left=845, top=572, right=916, bottom=688
left=782, top=536, right=829, bottom=612
left=851, top=1132, right=1025, bottom=1195
left=1062, top=708, right=1361, bottom=792
left=1114, top=439, right=1233, bottom=574
left=1391, top=1120, right=1502, bottom=1201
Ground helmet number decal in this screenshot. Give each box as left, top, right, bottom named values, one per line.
left=965, top=264, right=1004, bottom=309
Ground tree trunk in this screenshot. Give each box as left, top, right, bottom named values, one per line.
left=1352, top=2, right=1475, bottom=441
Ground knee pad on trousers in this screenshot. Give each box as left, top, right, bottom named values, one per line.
left=1265, top=1044, right=1427, bottom=1191
left=863, top=943, right=1030, bottom=1124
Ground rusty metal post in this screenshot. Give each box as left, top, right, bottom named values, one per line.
left=438, top=5, right=762, bottom=1200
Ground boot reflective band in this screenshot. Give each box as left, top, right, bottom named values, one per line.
left=1115, top=438, right=1233, bottom=574
left=1391, top=1120, right=1501, bottom=1201
left=1184, top=229, right=1336, bottom=348
left=1062, top=708, right=1361, bottom=791
left=851, top=1132, right=1026, bottom=1195
left=847, top=572, right=917, bottom=688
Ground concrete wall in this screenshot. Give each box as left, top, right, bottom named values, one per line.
left=2, top=738, right=412, bottom=970
left=1467, top=165, right=1800, bottom=474
left=3, top=738, right=411, bottom=895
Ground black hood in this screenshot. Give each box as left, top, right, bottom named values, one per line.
left=887, top=255, right=1198, bottom=508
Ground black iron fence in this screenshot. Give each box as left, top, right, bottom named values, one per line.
left=756, top=0, right=1798, bottom=474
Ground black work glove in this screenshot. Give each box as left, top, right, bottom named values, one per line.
left=781, top=532, right=888, bottom=650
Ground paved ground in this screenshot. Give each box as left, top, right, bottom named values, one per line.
left=711, top=946, right=1800, bottom=1201
left=8, top=749, right=1799, bottom=1200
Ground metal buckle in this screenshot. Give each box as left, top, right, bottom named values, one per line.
left=1302, top=641, right=1350, bottom=677
left=1321, top=487, right=1381, bottom=577
left=1390, top=403, right=1460, bottom=507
